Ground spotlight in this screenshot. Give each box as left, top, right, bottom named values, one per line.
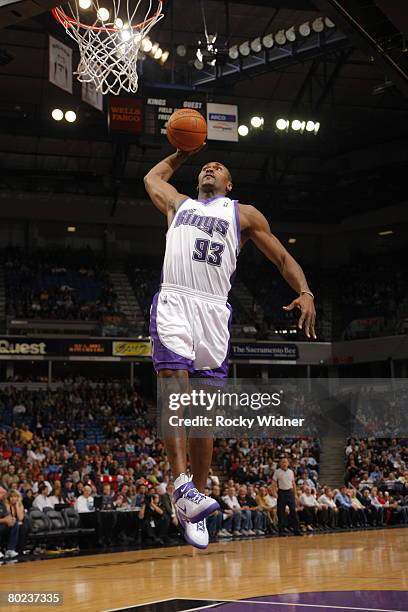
left=276, top=118, right=289, bottom=130
left=288, top=238, right=297, bottom=244
left=250, top=116, right=263, bottom=128
left=194, top=58, right=204, bottom=70
left=274, top=30, right=286, bottom=45
left=79, top=0, right=91, bottom=8
left=120, top=28, right=132, bottom=42
left=250, top=37, right=262, bottom=53
left=291, top=119, right=302, bottom=131
left=67, top=226, right=76, bottom=233
left=196, top=48, right=203, bottom=62
left=299, top=22, right=311, bottom=37
left=160, top=50, right=170, bottom=64
left=285, top=27, right=296, bottom=43
left=312, top=17, right=324, bottom=33
left=228, top=45, right=239, bottom=60
left=239, top=41, right=250, bottom=57
left=141, top=37, right=152, bottom=52
left=154, top=47, right=163, bottom=60
left=114, top=17, right=124, bottom=28
left=378, top=230, right=393, bottom=236
left=176, top=44, right=187, bottom=57
left=51, top=108, right=64, bottom=121
left=262, top=33, right=274, bottom=49
left=324, top=17, right=335, bottom=28
left=96, top=7, right=110, bottom=21
left=305, top=121, right=315, bottom=132
left=314, top=122, right=320, bottom=134
left=65, top=110, right=77, bottom=123
left=151, top=42, right=159, bottom=55
left=238, top=125, right=249, bottom=136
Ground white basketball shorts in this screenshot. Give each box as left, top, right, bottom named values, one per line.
left=149, top=284, right=232, bottom=380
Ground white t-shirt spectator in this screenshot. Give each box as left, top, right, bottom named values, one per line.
left=300, top=492, right=319, bottom=507
left=222, top=494, right=241, bottom=510
left=32, top=480, right=52, bottom=495
left=75, top=495, right=94, bottom=513
left=32, top=494, right=53, bottom=512
left=318, top=494, right=336, bottom=509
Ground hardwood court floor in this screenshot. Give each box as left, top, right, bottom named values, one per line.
left=0, top=528, right=407, bottom=612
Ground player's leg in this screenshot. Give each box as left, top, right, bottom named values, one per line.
left=188, top=436, right=213, bottom=492
left=158, top=368, right=189, bottom=478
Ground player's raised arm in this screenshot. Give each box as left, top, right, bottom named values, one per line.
left=240, top=204, right=317, bottom=339
left=143, top=150, right=191, bottom=223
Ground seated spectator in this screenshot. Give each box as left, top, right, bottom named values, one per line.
left=0, top=487, right=21, bottom=559
left=75, top=485, right=94, bottom=513
left=101, top=483, right=115, bottom=510
left=299, top=485, right=320, bottom=531
left=359, top=488, right=383, bottom=526
left=222, top=485, right=252, bottom=536
left=349, top=489, right=368, bottom=527
left=210, top=484, right=234, bottom=538
left=334, top=486, right=353, bottom=527
left=317, top=486, right=339, bottom=529
left=32, top=483, right=53, bottom=512
left=369, top=487, right=385, bottom=525
left=237, top=485, right=265, bottom=535
left=48, top=481, right=65, bottom=507
left=62, top=479, right=77, bottom=506
left=160, top=483, right=178, bottom=537
left=5, top=490, right=28, bottom=556
left=255, top=485, right=278, bottom=532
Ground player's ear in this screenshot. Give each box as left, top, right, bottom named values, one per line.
left=226, top=181, right=233, bottom=192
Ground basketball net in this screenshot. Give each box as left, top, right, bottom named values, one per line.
left=52, top=0, right=165, bottom=95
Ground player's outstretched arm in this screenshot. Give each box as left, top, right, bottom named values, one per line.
left=241, top=204, right=316, bottom=339
left=144, top=150, right=191, bottom=222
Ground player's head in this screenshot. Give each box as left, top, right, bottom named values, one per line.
left=197, top=161, right=233, bottom=197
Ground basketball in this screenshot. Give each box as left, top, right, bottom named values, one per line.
left=166, top=109, right=207, bottom=152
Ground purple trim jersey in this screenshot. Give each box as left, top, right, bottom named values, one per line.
left=162, top=196, right=240, bottom=299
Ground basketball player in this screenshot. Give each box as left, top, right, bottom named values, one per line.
left=144, top=148, right=316, bottom=549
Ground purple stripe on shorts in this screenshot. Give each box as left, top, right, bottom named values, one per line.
left=149, top=292, right=194, bottom=373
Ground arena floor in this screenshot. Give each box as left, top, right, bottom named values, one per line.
left=0, top=528, right=407, bottom=612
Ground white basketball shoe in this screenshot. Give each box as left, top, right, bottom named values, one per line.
left=176, top=506, right=209, bottom=549
left=173, top=473, right=220, bottom=524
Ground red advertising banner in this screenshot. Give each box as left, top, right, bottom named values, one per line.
left=108, top=97, right=143, bottom=133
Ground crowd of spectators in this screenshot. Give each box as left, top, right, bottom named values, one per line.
left=0, top=382, right=407, bottom=561
left=2, top=247, right=120, bottom=321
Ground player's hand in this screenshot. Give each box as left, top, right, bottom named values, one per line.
left=176, top=142, right=206, bottom=157
left=283, top=294, right=316, bottom=339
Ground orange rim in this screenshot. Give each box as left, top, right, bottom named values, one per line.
left=51, top=1, right=163, bottom=33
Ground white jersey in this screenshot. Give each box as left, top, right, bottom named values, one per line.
left=161, top=196, right=240, bottom=299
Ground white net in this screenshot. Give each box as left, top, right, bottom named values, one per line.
left=53, top=0, right=164, bottom=95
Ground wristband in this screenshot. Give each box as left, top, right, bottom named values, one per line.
left=300, top=290, right=314, bottom=299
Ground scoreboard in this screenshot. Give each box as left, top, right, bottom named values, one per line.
left=144, top=97, right=206, bottom=140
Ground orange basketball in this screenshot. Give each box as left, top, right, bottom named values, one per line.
left=166, top=109, right=207, bottom=152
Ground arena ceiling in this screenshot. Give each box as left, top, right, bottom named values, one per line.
left=0, top=0, right=408, bottom=224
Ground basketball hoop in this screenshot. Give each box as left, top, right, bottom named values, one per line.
left=52, top=0, right=165, bottom=95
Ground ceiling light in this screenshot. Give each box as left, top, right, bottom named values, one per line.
left=79, top=0, right=92, bottom=8
left=114, top=17, right=124, bottom=28
left=305, top=121, right=315, bottom=132
left=275, top=30, right=286, bottom=46
left=97, top=7, right=110, bottom=22
left=51, top=108, right=64, bottom=121
left=238, top=125, right=249, bottom=136
left=324, top=17, right=335, bottom=28
left=141, top=37, right=153, bottom=52
left=276, top=118, right=289, bottom=130
left=228, top=45, right=239, bottom=60
left=291, top=119, right=302, bottom=131
left=65, top=110, right=77, bottom=123
left=160, top=50, right=170, bottom=64
left=250, top=37, right=262, bottom=53
left=286, top=27, right=296, bottom=43
left=67, top=226, right=76, bottom=233
left=299, top=22, right=311, bottom=37
left=262, top=34, right=274, bottom=49
left=288, top=238, right=297, bottom=244
left=314, top=122, right=320, bottom=134
left=120, top=28, right=132, bottom=42
left=151, top=42, right=159, bottom=55
left=239, top=41, right=250, bottom=56
left=312, top=17, right=324, bottom=33
left=250, top=116, right=263, bottom=128
left=154, top=47, right=163, bottom=60
left=176, top=44, right=187, bottom=57
left=378, top=230, right=393, bottom=236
